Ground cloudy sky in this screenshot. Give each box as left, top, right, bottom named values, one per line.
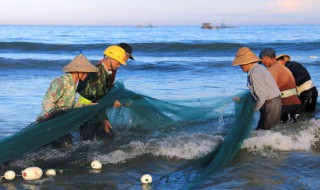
left=0, top=0, right=319, bottom=26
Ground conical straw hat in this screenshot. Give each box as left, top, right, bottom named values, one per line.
left=63, top=53, right=98, bottom=73
left=232, top=47, right=261, bottom=66
left=276, top=54, right=290, bottom=62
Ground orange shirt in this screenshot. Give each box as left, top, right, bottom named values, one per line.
left=268, top=63, right=301, bottom=106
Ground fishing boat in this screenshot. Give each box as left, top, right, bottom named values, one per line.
left=201, top=21, right=234, bottom=30
left=136, top=24, right=155, bottom=28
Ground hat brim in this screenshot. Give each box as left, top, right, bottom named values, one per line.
left=276, top=54, right=290, bottom=62
left=232, top=59, right=260, bottom=66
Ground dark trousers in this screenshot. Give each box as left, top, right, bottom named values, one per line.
left=257, top=97, right=282, bottom=130
left=79, top=114, right=107, bottom=141
left=281, top=104, right=302, bottom=123
left=299, top=87, right=318, bottom=112
left=50, top=134, right=73, bottom=148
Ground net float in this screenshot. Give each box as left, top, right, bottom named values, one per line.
left=45, top=169, right=56, bottom=176
left=22, top=167, right=43, bottom=180
left=91, top=160, right=102, bottom=169
left=3, top=170, right=16, bottom=180
left=140, top=174, right=152, bottom=184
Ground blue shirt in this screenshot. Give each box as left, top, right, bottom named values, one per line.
left=248, top=63, right=281, bottom=110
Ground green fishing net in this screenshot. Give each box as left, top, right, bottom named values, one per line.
left=0, top=81, right=255, bottom=175
left=157, top=91, right=256, bottom=188
left=193, top=91, right=256, bottom=177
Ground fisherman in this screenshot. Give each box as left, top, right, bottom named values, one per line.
left=276, top=54, right=318, bottom=112
left=233, top=47, right=282, bottom=130
left=40, top=53, right=99, bottom=146
left=259, top=48, right=302, bottom=123
left=77, top=44, right=134, bottom=141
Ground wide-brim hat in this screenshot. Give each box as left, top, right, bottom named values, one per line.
left=232, top=47, right=261, bottom=66
left=276, top=54, right=290, bottom=62
left=63, top=53, right=98, bottom=73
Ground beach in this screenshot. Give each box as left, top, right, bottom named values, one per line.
left=0, top=25, right=320, bottom=189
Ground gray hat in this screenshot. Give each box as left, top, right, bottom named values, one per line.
left=63, top=53, right=98, bottom=73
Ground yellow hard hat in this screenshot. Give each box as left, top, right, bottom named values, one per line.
left=103, top=45, right=126, bottom=65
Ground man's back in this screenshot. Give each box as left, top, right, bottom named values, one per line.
left=285, top=61, right=311, bottom=86
left=268, top=63, right=301, bottom=106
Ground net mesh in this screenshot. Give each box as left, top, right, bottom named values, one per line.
left=157, top=91, right=256, bottom=187
left=189, top=91, right=256, bottom=187
left=0, top=81, right=255, bottom=176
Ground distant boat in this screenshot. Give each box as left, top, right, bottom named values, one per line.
left=201, top=23, right=213, bottom=29
left=201, top=21, right=234, bottom=30
left=136, top=24, right=155, bottom=28
left=218, top=22, right=234, bottom=29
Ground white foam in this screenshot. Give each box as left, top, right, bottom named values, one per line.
left=93, top=140, right=157, bottom=164
left=242, top=119, right=320, bottom=157
left=152, top=134, right=221, bottom=159
left=94, top=133, right=222, bottom=164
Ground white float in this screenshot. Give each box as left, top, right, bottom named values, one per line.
left=45, top=169, right=56, bottom=176
left=3, top=170, right=16, bottom=180
left=140, top=174, right=152, bottom=184
left=91, top=160, right=102, bottom=170
left=22, top=167, right=43, bottom=180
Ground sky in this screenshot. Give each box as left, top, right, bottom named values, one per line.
left=0, top=0, right=319, bottom=26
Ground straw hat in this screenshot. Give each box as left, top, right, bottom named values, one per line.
left=232, top=47, right=261, bottom=66
left=63, top=53, right=98, bottom=73
left=276, top=54, right=290, bottom=62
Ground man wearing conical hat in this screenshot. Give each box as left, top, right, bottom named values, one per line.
left=40, top=53, right=98, bottom=147
left=276, top=54, right=318, bottom=112
left=41, top=53, right=98, bottom=117
left=233, top=47, right=282, bottom=130
left=77, top=45, right=132, bottom=141
left=260, top=48, right=301, bottom=123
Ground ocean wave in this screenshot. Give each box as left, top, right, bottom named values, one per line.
left=1, top=41, right=320, bottom=55
left=0, top=41, right=104, bottom=53
left=0, top=56, right=233, bottom=71
left=242, top=119, right=320, bottom=157
left=0, top=57, right=67, bottom=70
left=93, top=133, right=223, bottom=164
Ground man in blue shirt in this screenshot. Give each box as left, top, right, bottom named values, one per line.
left=233, top=47, right=282, bottom=130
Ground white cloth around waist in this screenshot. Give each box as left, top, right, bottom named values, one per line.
left=297, top=80, right=314, bottom=95
left=281, top=88, right=297, bottom=98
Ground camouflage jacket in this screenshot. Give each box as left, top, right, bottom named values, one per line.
left=77, top=61, right=115, bottom=102
left=41, top=73, right=76, bottom=115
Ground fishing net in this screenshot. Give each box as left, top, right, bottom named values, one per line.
left=158, top=91, right=256, bottom=188
left=189, top=91, right=256, bottom=184
left=0, top=104, right=99, bottom=164
left=0, top=82, right=220, bottom=164
left=0, top=81, right=255, bottom=174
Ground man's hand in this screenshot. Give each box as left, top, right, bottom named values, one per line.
left=44, top=113, right=50, bottom=118
left=113, top=100, right=122, bottom=108
left=233, top=96, right=240, bottom=102
left=103, top=119, right=113, bottom=134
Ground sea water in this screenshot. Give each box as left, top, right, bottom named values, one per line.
left=0, top=25, right=320, bottom=189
